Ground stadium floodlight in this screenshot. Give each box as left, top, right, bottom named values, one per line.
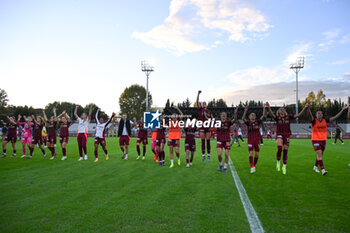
left=141, top=60, right=154, bottom=111
left=290, top=56, right=305, bottom=116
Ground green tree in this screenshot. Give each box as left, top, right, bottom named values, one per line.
left=207, top=99, right=216, bottom=108
left=302, top=90, right=329, bottom=108
left=45, top=101, right=75, bottom=119
left=208, top=98, right=227, bottom=108
left=0, top=89, right=9, bottom=120
left=3, top=105, right=36, bottom=120
left=177, top=98, right=192, bottom=108
left=184, top=98, right=191, bottom=108
left=0, top=88, right=9, bottom=109
left=302, top=90, right=330, bottom=114
left=165, top=99, right=171, bottom=108
left=300, top=90, right=348, bottom=121
left=119, top=84, right=152, bottom=119
left=216, top=98, right=227, bottom=108
left=43, top=102, right=109, bottom=120
left=84, top=103, right=109, bottom=120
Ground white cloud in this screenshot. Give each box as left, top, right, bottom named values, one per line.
left=208, top=43, right=317, bottom=105
left=212, top=29, right=350, bottom=106
left=227, top=65, right=294, bottom=86
left=214, top=79, right=350, bottom=106
left=318, top=40, right=334, bottom=48
left=227, top=43, right=312, bottom=86
left=319, top=29, right=350, bottom=50
left=132, top=0, right=272, bottom=55
left=330, top=58, right=350, bottom=65
left=319, top=29, right=341, bottom=50
left=323, top=29, right=340, bottom=40
left=285, top=43, right=313, bottom=65
left=132, top=25, right=208, bottom=56
left=339, top=34, right=350, bottom=44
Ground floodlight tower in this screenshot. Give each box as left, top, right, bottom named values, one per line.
left=290, top=57, right=305, bottom=115
left=141, top=60, right=154, bottom=111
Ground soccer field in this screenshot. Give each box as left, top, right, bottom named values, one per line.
left=0, top=138, right=349, bottom=233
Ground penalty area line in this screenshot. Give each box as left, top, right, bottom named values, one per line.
left=228, top=157, right=264, bottom=233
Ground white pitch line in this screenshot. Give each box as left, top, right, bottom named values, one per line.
left=228, top=157, right=265, bottom=233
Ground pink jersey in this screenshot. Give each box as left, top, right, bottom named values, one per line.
left=17, top=121, right=34, bottom=138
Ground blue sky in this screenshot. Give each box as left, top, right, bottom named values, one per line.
left=0, top=0, right=349, bottom=114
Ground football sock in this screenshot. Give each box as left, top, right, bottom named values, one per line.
left=201, top=139, right=205, bottom=154
left=318, top=160, right=324, bottom=170
left=103, top=147, right=108, bottom=155
left=30, top=147, right=34, bottom=156
left=206, top=139, right=211, bottom=154
left=254, top=156, right=259, bottom=166
left=276, top=146, right=282, bottom=161
left=249, top=156, right=254, bottom=167
left=137, top=145, right=140, bottom=155
left=94, top=148, right=98, bottom=158
left=283, top=149, right=288, bottom=164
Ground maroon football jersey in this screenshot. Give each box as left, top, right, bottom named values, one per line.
left=156, top=123, right=166, bottom=140
left=32, top=122, right=43, bottom=139
left=59, top=121, right=70, bottom=137
left=47, top=121, right=57, bottom=137
left=137, top=122, right=147, bottom=138
left=184, top=127, right=196, bottom=140
left=274, top=115, right=294, bottom=136
left=245, top=119, right=261, bottom=144
left=198, top=107, right=212, bottom=121
left=217, top=120, right=233, bottom=142
left=6, top=122, right=17, bottom=137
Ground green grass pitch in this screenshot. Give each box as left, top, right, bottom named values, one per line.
left=0, top=138, right=349, bottom=233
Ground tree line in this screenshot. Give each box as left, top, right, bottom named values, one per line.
left=165, top=97, right=228, bottom=108
left=164, top=90, right=349, bottom=121
left=1, top=87, right=349, bottom=122
left=0, top=89, right=108, bottom=121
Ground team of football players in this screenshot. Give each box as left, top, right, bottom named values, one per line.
left=1, top=91, right=349, bottom=176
